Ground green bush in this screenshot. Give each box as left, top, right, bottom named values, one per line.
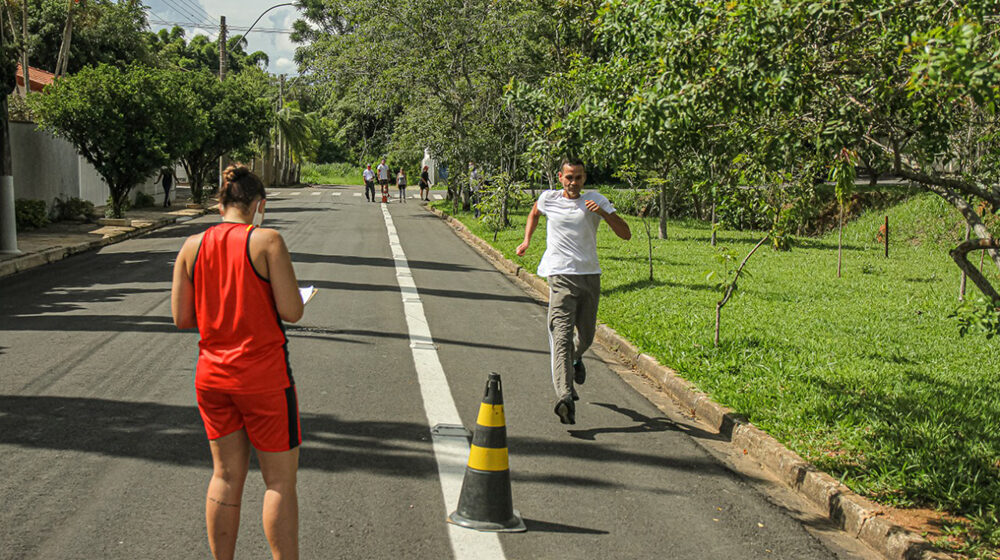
left=15, top=199, right=49, bottom=229
left=133, top=191, right=156, bottom=208
left=104, top=195, right=130, bottom=218
left=53, top=196, right=95, bottom=222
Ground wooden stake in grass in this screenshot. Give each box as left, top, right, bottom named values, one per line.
left=715, top=235, right=768, bottom=347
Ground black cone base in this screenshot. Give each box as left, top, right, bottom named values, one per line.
left=447, top=468, right=527, bottom=533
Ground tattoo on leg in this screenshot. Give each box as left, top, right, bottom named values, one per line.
left=208, top=497, right=240, bottom=508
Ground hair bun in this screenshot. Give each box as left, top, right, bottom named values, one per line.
left=223, top=165, right=249, bottom=183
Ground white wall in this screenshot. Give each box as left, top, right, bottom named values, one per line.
left=11, top=121, right=168, bottom=212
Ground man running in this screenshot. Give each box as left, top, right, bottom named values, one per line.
left=376, top=158, right=390, bottom=202
left=362, top=164, right=376, bottom=202
left=516, top=157, right=631, bottom=425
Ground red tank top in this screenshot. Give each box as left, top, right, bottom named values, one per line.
left=193, top=222, right=292, bottom=393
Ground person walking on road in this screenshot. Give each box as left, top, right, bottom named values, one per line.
left=516, top=157, right=631, bottom=425
left=419, top=165, right=430, bottom=201
left=362, top=164, right=376, bottom=202
left=377, top=158, right=390, bottom=202
left=156, top=167, right=174, bottom=208
left=396, top=167, right=407, bottom=203
left=171, top=164, right=305, bottom=560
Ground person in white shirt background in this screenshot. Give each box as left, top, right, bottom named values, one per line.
left=362, top=164, right=376, bottom=202
left=516, top=157, right=632, bottom=425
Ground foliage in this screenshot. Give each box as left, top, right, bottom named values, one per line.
left=6, top=93, right=32, bottom=121
left=145, top=25, right=268, bottom=75
left=301, top=162, right=362, bottom=186
left=30, top=64, right=188, bottom=217
left=20, top=0, right=151, bottom=74
left=476, top=173, right=527, bottom=238
left=14, top=198, right=47, bottom=229
left=53, top=196, right=94, bottom=221
left=294, top=0, right=581, bottom=188
left=167, top=70, right=271, bottom=203
left=133, top=190, right=155, bottom=209
left=949, top=298, right=1000, bottom=339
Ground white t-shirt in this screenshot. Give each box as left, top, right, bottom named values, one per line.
left=536, top=189, right=616, bottom=277
left=363, top=168, right=375, bottom=182
left=377, top=163, right=389, bottom=181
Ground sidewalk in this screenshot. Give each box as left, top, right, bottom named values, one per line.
left=0, top=188, right=215, bottom=280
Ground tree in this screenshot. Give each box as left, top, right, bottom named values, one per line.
left=169, top=70, right=271, bottom=204
left=146, top=26, right=268, bottom=75
left=22, top=0, right=151, bottom=74
left=31, top=64, right=187, bottom=217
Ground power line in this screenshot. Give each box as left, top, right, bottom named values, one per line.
left=158, top=0, right=213, bottom=27
left=174, top=0, right=216, bottom=24
left=148, top=19, right=296, bottom=34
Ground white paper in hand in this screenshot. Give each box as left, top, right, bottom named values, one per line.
left=299, top=286, right=317, bottom=305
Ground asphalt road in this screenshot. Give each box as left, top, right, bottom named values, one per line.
left=0, top=185, right=871, bottom=559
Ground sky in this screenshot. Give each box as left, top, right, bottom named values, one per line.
left=143, top=0, right=305, bottom=76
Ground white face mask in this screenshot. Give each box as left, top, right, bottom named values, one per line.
left=251, top=200, right=265, bottom=227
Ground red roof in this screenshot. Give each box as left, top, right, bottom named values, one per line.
left=15, top=64, right=55, bottom=93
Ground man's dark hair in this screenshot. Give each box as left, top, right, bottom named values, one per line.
left=559, top=157, right=586, bottom=172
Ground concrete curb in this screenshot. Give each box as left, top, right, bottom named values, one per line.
left=425, top=204, right=953, bottom=560
left=0, top=209, right=209, bottom=280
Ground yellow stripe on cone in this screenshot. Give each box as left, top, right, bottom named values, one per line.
left=467, top=445, right=509, bottom=472
left=476, top=404, right=506, bottom=427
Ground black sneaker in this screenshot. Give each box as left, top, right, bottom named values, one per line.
left=554, top=397, right=575, bottom=425
left=571, top=387, right=579, bottom=401
left=573, top=360, right=587, bottom=385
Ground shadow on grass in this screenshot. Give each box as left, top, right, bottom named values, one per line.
left=603, top=278, right=714, bottom=296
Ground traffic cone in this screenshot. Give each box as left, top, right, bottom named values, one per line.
left=448, top=372, right=526, bottom=532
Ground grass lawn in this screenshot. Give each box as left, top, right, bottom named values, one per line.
left=301, top=162, right=363, bottom=186
left=434, top=192, right=1000, bottom=557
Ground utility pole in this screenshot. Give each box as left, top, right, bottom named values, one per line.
left=1, top=9, right=20, bottom=254
left=218, top=15, right=227, bottom=190
left=54, top=0, right=75, bottom=78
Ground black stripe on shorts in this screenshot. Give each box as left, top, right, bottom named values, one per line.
left=285, top=386, right=300, bottom=450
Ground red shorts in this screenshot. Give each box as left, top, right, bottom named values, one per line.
left=196, top=386, right=302, bottom=452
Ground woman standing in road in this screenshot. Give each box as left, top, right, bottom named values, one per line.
left=396, top=167, right=407, bottom=203
left=419, top=165, right=430, bottom=201
left=171, top=164, right=304, bottom=560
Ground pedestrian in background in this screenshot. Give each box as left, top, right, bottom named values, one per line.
left=419, top=165, right=430, bottom=201
left=171, top=164, right=304, bottom=560
left=157, top=167, right=174, bottom=208
left=397, top=167, right=407, bottom=203
left=362, top=164, right=376, bottom=202
left=516, top=157, right=631, bottom=425
left=377, top=158, right=390, bottom=201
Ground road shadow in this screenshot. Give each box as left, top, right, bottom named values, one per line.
left=521, top=518, right=609, bottom=534
left=307, top=279, right=538, bottom=305
left=290, top=252, right=489, bottom=273
left=284, top=326, right=550, bottom=357
left=0, top=395, right=743, bottom=482
left=567, top=402, right=677, bottom=441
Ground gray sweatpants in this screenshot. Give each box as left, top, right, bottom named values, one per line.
left=547, top=274, right=601, bottom=401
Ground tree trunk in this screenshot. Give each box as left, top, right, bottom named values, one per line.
left=710, top=200, right=717, bottom=247
left=715, top=235, right=769, bottom=346
left=959, top=223, right=971, bottom=301
left=658, top=182, right=667, bottom=239
left=837, top=205, right=843, bottom=278
left=19, top=0, right=28, bottom=97
left=0, top=94, right=19, bottom=254
left=951, top=238, right=1000, bottom=303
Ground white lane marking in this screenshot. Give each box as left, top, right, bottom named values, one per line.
left=434, top=194, right=444, bottom=200
left=312, top=192, right=322, bottom=196
left=331, top=192, right=342, bottom=196
left=290, top=192, right=302, bottom=196
left=380, top=205, right=506, bottom=560
left=353, top=193, right=363, bottom=197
